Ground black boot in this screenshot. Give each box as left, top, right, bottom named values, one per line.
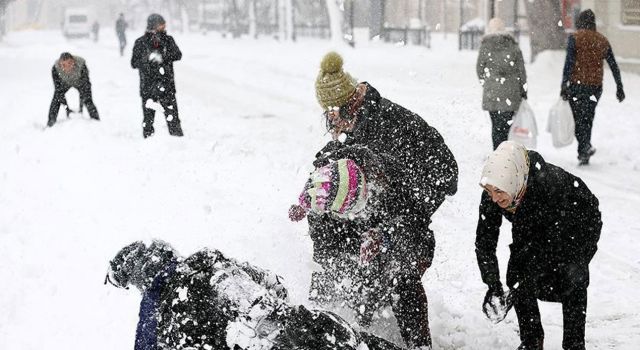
left=517, top=339, right=543, bottom=350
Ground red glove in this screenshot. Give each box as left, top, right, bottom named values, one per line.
left=288, top=205, right=307, bottom=222
left=359, top=229, right=383, bottom=265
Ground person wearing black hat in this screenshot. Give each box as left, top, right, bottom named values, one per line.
left=131, top=14, right=184, bottom=138
left=560, top=9, right=625, bottom=165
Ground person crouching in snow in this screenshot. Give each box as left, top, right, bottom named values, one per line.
left=475, top=141, right=602, bottom=350
left=48, top=52, right=100, bottom=127
left=289, top=146, right=435, bottom=350
left=105, top=239, right=404, bottom=350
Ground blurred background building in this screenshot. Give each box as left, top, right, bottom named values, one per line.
left=1, top=0, right=638, bottom=72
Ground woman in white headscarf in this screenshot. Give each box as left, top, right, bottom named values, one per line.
left=476, top=18, right=528, bottom=150
left=475, top=141, right=602, bottom=350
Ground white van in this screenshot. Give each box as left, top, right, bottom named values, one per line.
left=63, top=8, right=92, bottom=38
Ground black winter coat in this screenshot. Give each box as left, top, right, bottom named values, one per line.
left=310, top=145, right=434, bottom=267
left=153, top=249, right=287, bottom=349
left=131, top=32, right=182, bottom=98
left=475, top=151, right=601, bottom=301
left=342, top=83, right=458, bottom=216
left=309, top=83, right=458, bottom=263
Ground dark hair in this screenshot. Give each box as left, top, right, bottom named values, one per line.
left=59, top=52, right=74, bottom=61
left=576, top=9, right=596, bottom=31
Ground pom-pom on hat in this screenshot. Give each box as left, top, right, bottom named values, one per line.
left=299, top=159, right=368, bottom=217
left=315, top=52, right=358, bottom=110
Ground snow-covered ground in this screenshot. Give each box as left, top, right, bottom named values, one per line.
left=0, top=29, right=639, bottom=349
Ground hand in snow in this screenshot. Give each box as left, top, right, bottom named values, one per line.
left=482, top=285, right=514, bottom=323
left=359, top=229, right=383, bottom=265
left=616, top=86, right=625, bottom=102
left=288, top=205, right=307, bottom=222
left=149, top=51, right=163, bottom=64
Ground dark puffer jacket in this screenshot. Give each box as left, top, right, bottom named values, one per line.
left=343, top=83, right=458, bottom=217
left=153, top=249, right=287, bottom=349
left=131, top=31, right=182, bottom=99
left=475, top=151, right=602, bottom=301
left=310, top=83, right=458, bottom=260
left=111, top=243, right=402, bottom=350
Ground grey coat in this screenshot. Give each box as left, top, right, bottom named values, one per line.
left=476, top=33, right=527, bottom=112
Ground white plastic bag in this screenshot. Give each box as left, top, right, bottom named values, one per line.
left=508, top=100, right=538, bottom=149
left=547, top=98, right=575, bottom=148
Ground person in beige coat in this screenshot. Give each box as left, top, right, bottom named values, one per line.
left=476, top=18, right=528, bottom=149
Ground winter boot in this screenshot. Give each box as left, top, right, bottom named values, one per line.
left=516, top=339, right=544, bottom=350
left=578, top=147, right=596, bottom=166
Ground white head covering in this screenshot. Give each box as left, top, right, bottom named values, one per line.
left=480, top=141, right=530, bottom=199
left=487, top=17, right=506, bottom=34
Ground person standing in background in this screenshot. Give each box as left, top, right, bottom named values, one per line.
left=561, top=9, right=625, bottom=166
left=131, top=14, right=183, bottom=138
left=476, top=18, right=528, bottom=150
left=92, top=21, right=100, bottom=42
left=116, top=13, right=128, bottom=57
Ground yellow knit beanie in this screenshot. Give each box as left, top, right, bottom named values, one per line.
left=315, top=52, right=357, bottom=110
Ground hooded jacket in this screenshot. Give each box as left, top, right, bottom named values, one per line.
left=476, top=151, right=601, bottom=301
left=476, top=33, right=527, bottom=112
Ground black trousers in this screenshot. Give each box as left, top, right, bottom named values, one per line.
left=514, top=288, right=587, bottom=350
left=48, top=83, right=99, bottom=125
left=489, top=111, right=515, bottom=150
left=141, top=94, right=183, bottom=138
left=568, top=85, right=602, bottom=160
left=391, top=270, right=431, bottom=348
left=118, top=34, right=126, bottom=56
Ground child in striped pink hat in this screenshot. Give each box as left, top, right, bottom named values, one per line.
left=289, top=159, right=369, bottom=222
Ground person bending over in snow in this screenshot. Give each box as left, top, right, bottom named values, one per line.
left=289, top=145, right=438, bottom=350
left=47, top=52, right=100, bottom=127
left=292, top=51, right=458, bottom=349
left=475, top=141, right=602, bottom=350
left=105, top=240, right=403, bottom=350
left=131, top=14, right=183, bottom=138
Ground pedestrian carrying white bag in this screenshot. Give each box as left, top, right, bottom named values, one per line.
left=547, top=98, right=575, bottom=148
left=508, top=100, right=538, bottom=149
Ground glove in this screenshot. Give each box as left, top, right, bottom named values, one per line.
left=288, top=204, right=307, bottom=222
left=65, top=105, right=72, bottom=117
left=148, top=51, right=163, bottom=64
left=359, top=229, right=384, bottom=265
left=616, top=86, right=625, bottom=102
left=313, top=141, right=343, bottom=168
left=482, top=284, right=514, bottom=323
left=521, top=90, right=528, bottom=100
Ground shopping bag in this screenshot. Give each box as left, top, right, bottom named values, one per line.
left=547, top=98, right=575, bottom=148
left=508, top=100, right=538, bottom=149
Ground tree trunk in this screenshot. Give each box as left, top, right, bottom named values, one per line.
left=248, top=0, right=256, bottom=38
left=525, top=0, right=566, bottom=62
left=325, top=0, right=343, bottom=44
